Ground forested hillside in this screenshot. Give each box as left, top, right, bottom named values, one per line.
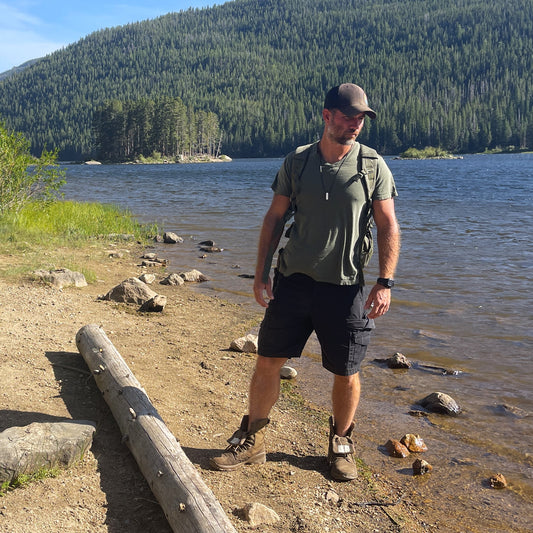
left=0, top=0, right=532, bottom=159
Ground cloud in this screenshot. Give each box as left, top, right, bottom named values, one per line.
left=0, top=2, right=66, bottom=71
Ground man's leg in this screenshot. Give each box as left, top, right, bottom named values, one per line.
left=328, top=372, right=360, bottom=481
left=248, top=355, right=288, bottom=428
left=331, top=372, right=361, bottom=436
left=210, top=355, right=287, bottom=471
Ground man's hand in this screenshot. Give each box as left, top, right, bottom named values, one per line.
left=254, top=277, right=274, bottom=308
left=364, top=284, right=391, bottom=319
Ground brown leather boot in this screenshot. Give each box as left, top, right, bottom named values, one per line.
left=328, top=416, right=357, bottom=481
left=210, top=415, right=269, bottom=471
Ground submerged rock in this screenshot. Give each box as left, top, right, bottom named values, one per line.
left=418, top=392, right=462, bottom=416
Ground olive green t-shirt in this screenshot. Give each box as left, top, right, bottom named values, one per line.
left=272, top=141, right=397, bottom=285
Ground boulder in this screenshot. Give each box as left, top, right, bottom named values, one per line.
left=33, top=268, right=87, bottom=289
left=199, top=246, right=223, bottom=253
left=101, top=277, right=157, bottom=304
left=418, top=392, right=462, bottom=416
left=0, top=421, right=96, bottom=484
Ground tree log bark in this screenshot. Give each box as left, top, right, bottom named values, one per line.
left=76, top=324, right=236, bottom=533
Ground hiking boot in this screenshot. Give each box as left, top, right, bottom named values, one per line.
left=210, top=415, right=269, bottom=471
left=328, top=416, right=357, bottom=481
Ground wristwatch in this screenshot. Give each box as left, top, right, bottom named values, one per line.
left=377, top=278, right=395, bottom=288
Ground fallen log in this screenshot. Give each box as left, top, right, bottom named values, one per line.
left=76, top=324, right=236, bottom=533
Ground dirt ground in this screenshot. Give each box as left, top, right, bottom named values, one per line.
left=0, top=243, right=433, bottom=533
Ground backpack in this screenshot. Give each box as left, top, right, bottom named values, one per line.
left=285, top=141, right=379, bottom=274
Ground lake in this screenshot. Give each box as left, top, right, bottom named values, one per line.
left=61, top=153, right=533, bottom=532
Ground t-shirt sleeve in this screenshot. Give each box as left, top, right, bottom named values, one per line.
left=271, top=153, right=294, bottom=198
left=373, top=156, right=398, bottom=200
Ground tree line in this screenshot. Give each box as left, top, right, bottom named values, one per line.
left=93, top=97, right=222, bottom=162
left=0, top=0, right=531, bottom=159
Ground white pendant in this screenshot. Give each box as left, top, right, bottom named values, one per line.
left=326, top=192, right=329, bottom=200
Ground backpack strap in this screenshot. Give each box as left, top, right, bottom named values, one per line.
left=357, top=144, right=379, bottom=282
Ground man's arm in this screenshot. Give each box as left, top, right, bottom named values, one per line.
left=365, top=198, right=401, bottom=319
left=254, top=194, right=291, bottom=307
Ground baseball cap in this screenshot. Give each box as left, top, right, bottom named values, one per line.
left=324, top=84, right=377, bottom=119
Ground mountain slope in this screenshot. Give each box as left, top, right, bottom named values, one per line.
left=0, top=0, right=532, bottom=158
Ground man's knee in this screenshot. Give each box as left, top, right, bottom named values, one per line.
left=255, top=355, right=288, bottom=375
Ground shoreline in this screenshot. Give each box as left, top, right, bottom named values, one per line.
left=0, top=242, right=530, bottom=532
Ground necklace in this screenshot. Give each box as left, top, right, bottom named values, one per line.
left=319, top=153, right=349, bottom=201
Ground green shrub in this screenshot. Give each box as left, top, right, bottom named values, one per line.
left=0, top=121, right=65, bottom=214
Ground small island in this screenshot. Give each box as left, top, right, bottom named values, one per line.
left=396, top=147, right=463, bottom=160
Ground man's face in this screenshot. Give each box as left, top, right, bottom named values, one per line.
left=324, top=109, right=365, bottom=145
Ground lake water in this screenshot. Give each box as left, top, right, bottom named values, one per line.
left=61, top=154, right=532, bottom=532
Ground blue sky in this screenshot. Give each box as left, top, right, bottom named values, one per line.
left=0, top=0, right=216, bottom=73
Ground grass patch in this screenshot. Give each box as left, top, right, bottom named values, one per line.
left=0, top=466, right=61, bottom=495
left=0, top=200, right=157, bottom=281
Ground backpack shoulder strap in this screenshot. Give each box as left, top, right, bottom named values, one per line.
left=358, top=144, right=379, bottom=202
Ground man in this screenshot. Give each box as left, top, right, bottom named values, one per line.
left=211, top=83, right=400, bottom=481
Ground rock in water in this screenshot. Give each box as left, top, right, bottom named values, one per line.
left=419, top=392, right=462, bottom=416
left=385, top=439, right=410, bottom=458
left=413, top=458, right=433, bottom=475
left=489, top=473, right=507, bottom=489
left=385, top=352, right=412, bottom=369
left=400, top=434, right=428, bottom=453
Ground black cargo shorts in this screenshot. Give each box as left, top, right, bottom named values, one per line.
left=258, top=273, right=375, bottom=375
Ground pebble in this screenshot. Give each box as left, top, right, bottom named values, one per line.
left=413, top=458, right=433, bottom=475
left=280, top=366, right=297, bottom=379
left=489, top=473, right=507, bottom=489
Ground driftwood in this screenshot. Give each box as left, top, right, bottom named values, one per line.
left=76, top=324, right=236, bottom=533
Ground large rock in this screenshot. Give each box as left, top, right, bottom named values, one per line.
left=33, top=268, right=87, bottom=289
left=0, top=421, right=96, bottom=484
left=101, top=277, right=157, bottom=304
left=418, top=392, right=462, bottom=416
